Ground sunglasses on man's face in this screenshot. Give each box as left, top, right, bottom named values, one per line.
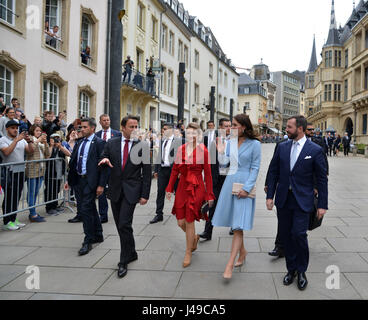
left=306, top=128, right=315, bottom=131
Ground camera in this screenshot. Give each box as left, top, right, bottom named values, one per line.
left=20, top=128, right=28, bottom=135
left=53, top=137, right=60, bottom=144
left=21, top=114, right=26, bottom=120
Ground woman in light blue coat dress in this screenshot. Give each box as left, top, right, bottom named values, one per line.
left=212, top=114, right=261, bottom=279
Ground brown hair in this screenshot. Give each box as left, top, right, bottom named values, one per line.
left=121, top=115, right=140, bottom=127
left=187, top=122, right=200, bottom=131
left=29, top=124, right=42, bottom=136
left=234, top=114, right=260, bottom=141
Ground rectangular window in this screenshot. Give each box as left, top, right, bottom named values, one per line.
left=136, top=49, right=143, bottom=73
left=224, top=73, right=228, bottom=88
left=345, top=49, right=349, bottom=68
left=151, top=16, right=157, bottom=41
left=169, top=31, right=174, bottom=55
left=194, top=83, right=199, bottom=103
left=79, top=92, right=90, bottom=118
left=167, top=70, right=173, bottom=96
left=365, top=67, right=368, bottom=90
left=45, top=0, right=62, bottom=50
left=363, top=114, right=367, bottom=135
left=334, top=84, right=341, bottom=101
left=325, top=84, right=332, bottom=101
left=344, top=79, right=348, bottom=101
left=0, top=64, right=13, bottom=105
left=334, top=50, right=341, bottom=67
left=0, top=0, right=15, bottom=25
left=178, top=40, right=183, bottom=61
left=161, top=25, right=167, bottom=50
left=137, top=2, right=145, bottom=29
left=43, top=80, right=59, bottom=114
left=184, top=45, right=188, bottom=65
left=195, top=50, right=199, bottom=69
left=209, top=62, right=213, bottom=79
left=160, top=66, right=166, bottom=93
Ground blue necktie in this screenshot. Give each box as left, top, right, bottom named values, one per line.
left=290, top=141, right=299, bottom=171
left=77, top=139, right=88, bottom=175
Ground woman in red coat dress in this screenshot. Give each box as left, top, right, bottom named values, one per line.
left=166, top=123, right=215, bottom=268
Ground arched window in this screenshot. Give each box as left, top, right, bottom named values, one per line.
left=0, top=64, right=13, bottom=106
left=43, top=80, right=59, bottom=114
left=79, top=92, right=90, bottom=118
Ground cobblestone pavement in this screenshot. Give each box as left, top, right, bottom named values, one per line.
left=0, top=144, right=368, bottom=300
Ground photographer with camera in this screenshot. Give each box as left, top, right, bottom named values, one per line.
left=42, top=111, right=60, bottom=140
left=0, top=120, right=35, bottom=230
left=44, top=133, right=71, bottom=216
left=15, top=109, right=32, bottom=133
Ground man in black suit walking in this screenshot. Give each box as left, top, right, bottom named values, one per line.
left=65, top=118, right=107, bottom=256
left=96, top=114, right=122, bottom=223
left=99, top=116, right=152, bottom=278
left=150, top=123, right=184, bottom=224
left=199, top=118, right=231, bottom=241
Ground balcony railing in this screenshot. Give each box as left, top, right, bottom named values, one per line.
left=122, top=68, right=157, bottom=97
left=308, top=104, right=322, bottom=117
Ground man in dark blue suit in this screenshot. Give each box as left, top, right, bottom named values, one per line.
left=65, top=118, right=108, bottom=256
left=96, top=114, right=122, bottom=223
left=266, top=116, right=328, bottom=291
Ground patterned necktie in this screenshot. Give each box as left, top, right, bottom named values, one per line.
left=103, top=131, right=107, bottom=141
left=162, top=139, right=169, bottom=166
left=77, top=139, right=88, bottom=175
left=290, top=141, right=299, bottom=171
left=122, top=140, right=130, bottom=171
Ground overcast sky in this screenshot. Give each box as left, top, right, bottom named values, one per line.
left=181, top=0, right=356, bottom=73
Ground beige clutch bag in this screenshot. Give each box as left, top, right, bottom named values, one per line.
left=232, top=183, right=256, bottom=199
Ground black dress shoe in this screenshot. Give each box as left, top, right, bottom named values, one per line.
left=78, top=243, right=92, bottom=256
left=297, top=272, right=308, bottom=291
left=150, top=215, right=163, bottom=224
left=68, top=216, right=82, bottom=223
left=118, top=264, right=128, bottom=278
left=283, top=271, right=297, bottom=286
left=268, top=246, right=285, bottom=258
left=199, top=232, right=212, bottom=241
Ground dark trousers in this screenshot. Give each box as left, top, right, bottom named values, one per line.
left=277, top=191, right=310, bottom=273
left=328, top=145, right=333, bottom=156
left=74, top=177, right=103, bottom=245
left=155, top=167, right=172, bottom=217
left=2, top=172, right=24, bottom=225
left=344, top=146, right=349, bottom=156
left=274, top=216, right=284, bottom=249
left=44, top=178, right=61, bottom=211
left=98, top=190, right=109, bottom=220
left=111, top=191, right=137, bottom=264
left=205, top=175, right=226, bottom=237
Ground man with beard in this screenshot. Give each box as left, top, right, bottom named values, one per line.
left=266, top=116, right=328, bottom=291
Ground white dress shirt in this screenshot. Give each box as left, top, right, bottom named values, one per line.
left=290, top=135, right=307, bottom=169
left=121, top=137, right=134, bottom=163
left=162, top=135, right=174, bottom=167
left=102, top=128, right=112, bottom=141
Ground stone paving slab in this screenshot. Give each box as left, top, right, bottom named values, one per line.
left=326, top=238, right=368, bottom=252
left=94, top=250, right=172, bottom=271
left=258, top=238, right=336, bottom=253
left=14, top=247, right=110, bottom=268
left=272, top=273, right=362, bottom=300
left=16, top=233, right=85, bottom=249
left=1, top=267, right=114, bottom=295
left=307, top=253, right=368, bottom=272
left=0, top=265, right=27, bottom=288
left=337, top=226, right=368, bottom=238
left=218, top=237, right=261, bottom=252
left=174, top=272, right=278, bottom=300
left=146, top=235, right=219, bottom=252
left=341, top=218, right=368, bottom=226
left=95, top=270, right=182, bottom=298
left=96, top=235, right=153, bottom=251
left=0, top=246, right=39, bottom=265
left=344, top=273, right=368, bottom=299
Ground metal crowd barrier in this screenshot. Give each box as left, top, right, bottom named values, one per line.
left=0, top=158, right=74, bottom=221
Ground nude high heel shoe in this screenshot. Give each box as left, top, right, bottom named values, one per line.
left=235, top=250, right=248, bottom=268
left=183, top=251, right=192, bottom=268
